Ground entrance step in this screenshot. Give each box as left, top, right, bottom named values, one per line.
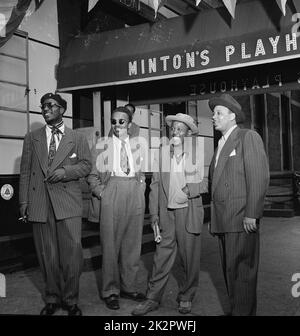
left=264, top=208, right=295, bottom=217
left=0, top=221, right=156, bottom=274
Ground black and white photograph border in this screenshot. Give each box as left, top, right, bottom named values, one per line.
left=0, top=0, right=300, bottom=325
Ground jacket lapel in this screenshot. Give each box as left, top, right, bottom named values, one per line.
left=32, top=126, right=48, bottom=176
left=212, top=127, right=240, bottom=195
left=48, top=127, right=74, bottom=173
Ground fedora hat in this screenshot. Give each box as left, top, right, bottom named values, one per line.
left=165, top=113, right=198, bottom=135
left=208, top=93, right=245, bottom=124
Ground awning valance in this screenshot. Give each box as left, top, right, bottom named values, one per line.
left=57, top=0, right=300, bottom=92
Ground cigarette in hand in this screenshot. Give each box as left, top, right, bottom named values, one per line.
left=152, top=221, right=162, bottom=244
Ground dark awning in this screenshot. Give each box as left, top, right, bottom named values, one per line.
left=57, top=0, right=300, bottom=92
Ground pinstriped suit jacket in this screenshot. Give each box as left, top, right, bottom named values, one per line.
left=209, top=127, right=270, bottom=233
left=19, top=126, right=92, bottom=222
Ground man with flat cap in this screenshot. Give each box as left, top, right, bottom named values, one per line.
left=19, top=92, right=92, bottom=315
left=208, top=93, right=269, bottom=316
left=132, top=113, right=207, bottom=316
left=88, top=106, right=146, bottom=310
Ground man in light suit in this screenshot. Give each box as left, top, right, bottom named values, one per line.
left=19, top=93, right=92, bottom=316
left=132, top=113, right=207, bottom=316
left=88, top=106, right=146, bottom=310
left=208, top=93, right=270, bottom=316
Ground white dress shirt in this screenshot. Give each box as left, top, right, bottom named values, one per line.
left=45, top=123, right=65, bottom=152
left=168, top=153, right=188, bottom=209
left=112, top=135, right=135, bottom=177
left=215, top=124, right=237, bottom=167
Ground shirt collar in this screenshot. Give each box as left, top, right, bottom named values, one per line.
left=113, top=134, right=129, bottom=144
left=46, top=122, right=65, bottom=135
left=222, top=124, right=237, bottom=142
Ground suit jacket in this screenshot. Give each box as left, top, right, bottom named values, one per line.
left=19, top=126, right=92, bottom=222
left=87, top=135, right=146, bottom=222
left=149, top=139, right=207, bottom=234
left=209, top=127, right=270, bottom=233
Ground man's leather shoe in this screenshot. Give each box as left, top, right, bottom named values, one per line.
left=63, top=304, right=82, bottom=316
left=104, top=295, right=120, bottom=310
left=131, top=299, right=159, bottom=316
left=40, top=303, right=60, bottom=316
left=120, top=291, right=146, bottom=302
left=178, top=301, right=192, bottom=314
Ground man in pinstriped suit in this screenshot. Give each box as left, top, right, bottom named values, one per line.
left=208, top=94, right=270, bottom=316
left=19, top=93, right=92, bottom=316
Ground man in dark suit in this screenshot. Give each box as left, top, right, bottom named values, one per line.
left=88, top=106, right=146, bottom=310
left=208, top=93, right=270, bottom=316
left=132, top=113, right=207, bottom=316
left=19, top=93, right=92, bottom=316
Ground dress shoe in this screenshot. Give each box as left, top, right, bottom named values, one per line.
left=178, top=301, right=192, bottom=314
left=104, top=294, right=120, bottom=310
left=63, top=304, right=82, bottom=316
left=40, top=303, right=60, bottom=316
left=120, top=291, right=146, bottom=302
left=131, top=299, right=159, bottom=316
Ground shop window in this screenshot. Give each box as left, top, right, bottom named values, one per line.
left=73, top=91, right=94, bottom=129
left=281, top=94, right=291, bottom=171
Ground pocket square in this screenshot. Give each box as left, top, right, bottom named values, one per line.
left=69, top=153, right=77, bottom=158
left=229, top=149, right=236, bottom=157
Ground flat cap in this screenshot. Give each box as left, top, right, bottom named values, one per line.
left=40, top=92, right=67, bottom=110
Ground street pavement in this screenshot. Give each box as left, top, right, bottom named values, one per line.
left=0, top=217, right=300, bottom=316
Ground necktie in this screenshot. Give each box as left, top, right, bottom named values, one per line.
left=120, top=140, right=130, bottom=175
left=48, top=123, right=63, bottom=167
left=215, top=136, right=226, bottom=168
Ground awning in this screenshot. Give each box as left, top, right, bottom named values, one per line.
left=57, top=0, right=300, bottom=92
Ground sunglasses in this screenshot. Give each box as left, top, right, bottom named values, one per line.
left=111, top=119, right=128, bottom=125
left=40, top=102, right=61, bottom=110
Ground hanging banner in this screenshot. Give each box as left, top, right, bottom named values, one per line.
left=88, top=0, right=100, bottom=12
left=222, top=0, right=237, bottom=18
left=0, top=0, right=44, bottom=48
left=149, top=0, right=162, bottom=18
left=276, top=0, right=288, bottom=16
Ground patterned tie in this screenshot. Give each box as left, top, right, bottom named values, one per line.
left=48, top=122, right=63, bottom=167
left=120, top=140, right=130, bottom=175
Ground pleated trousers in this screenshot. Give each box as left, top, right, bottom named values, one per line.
left=100, top=177, right=145, bottom=298
left=146, top=206, right=202, bottom=303
left=32, top=192, right=83, bottom=305
left=217, top=231, right=260, bottom=316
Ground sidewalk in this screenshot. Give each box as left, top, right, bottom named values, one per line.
left=0, top=217, right=300, bottom=316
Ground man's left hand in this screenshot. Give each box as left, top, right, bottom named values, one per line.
left=46, top=168, right=66, bottom=183
left=243, top=217, right=258, bottom=234
left=182, top=185, right=190, bottom=197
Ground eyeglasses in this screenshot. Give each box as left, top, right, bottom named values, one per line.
left=40, top=102, right=61, bottom=110
left=111, top=119, right=128, bottom=125
left=170, top=126, right=186, bottom=134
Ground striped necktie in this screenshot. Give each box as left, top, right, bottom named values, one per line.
left=120, top=140, right=130, bottom=175
left=48, top=121, right=63, bottom=167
